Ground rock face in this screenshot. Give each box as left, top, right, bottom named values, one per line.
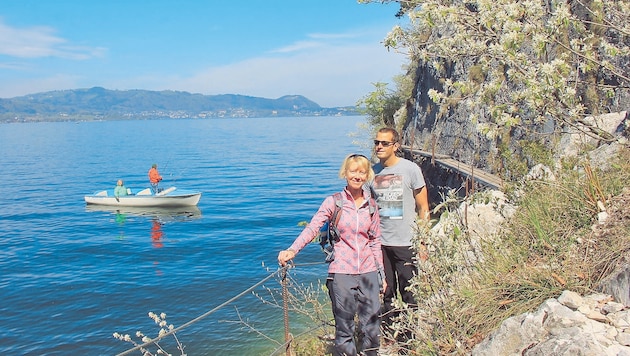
left=472, top=290, right=630, bottom=356
left=407, top=111, right=629, bottom=206
left=400, top=0, right=630, bottom=176
left=464, top=160, right=629, bottom=355
left=417, top=122, right=629, bottom=355
left=404, top=62, right=498, bottom=172
left=599, top=266, right=630, bottom=308
left=592, top=186, right=630, bottom=308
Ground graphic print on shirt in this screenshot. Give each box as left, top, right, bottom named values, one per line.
left=373, top=174, right=403, bottom=219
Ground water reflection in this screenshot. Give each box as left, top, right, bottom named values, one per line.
left=85, top=205, right=202, bottom=221
left=86, top=205, right=202, bottom=247
left=115, top=210, right=127, bottom=240
left=151, top=219, right=164, bottom=248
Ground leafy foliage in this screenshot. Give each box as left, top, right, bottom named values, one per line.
left=361, top=0, right=630, bottom=142
left=399, top=147, right=630, bottom=354
left=356, top=69, right=415, bottom=132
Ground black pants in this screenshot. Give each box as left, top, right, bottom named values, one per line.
left=326, top=272, right=381, bottom=356
left=381, top=245, right=417, bottom=339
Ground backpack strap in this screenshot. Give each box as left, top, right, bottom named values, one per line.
left=331, top=192, right=343, bottom=230
left=320, top=192, right=344, bottom=263
left=368, top=185, right=378, bottom=216
left=368, top=196, right=376, bottom=216
left=366, top=187, right=378, bottom=239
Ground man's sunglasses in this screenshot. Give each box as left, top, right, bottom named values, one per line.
left=373, top=140, right=396, bottom=147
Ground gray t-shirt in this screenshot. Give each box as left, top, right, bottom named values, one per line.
left=372, top=158, right=426, bottom=246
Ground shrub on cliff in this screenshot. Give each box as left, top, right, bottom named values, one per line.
left=391, top=146, right=630, bottom=354
left=360, top=0, right=629, bottom=178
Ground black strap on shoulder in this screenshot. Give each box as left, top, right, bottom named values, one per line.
left=367, top=185, right=378, bottom=215
left=331, top=192, right=343, bottom=229
left=366, top=188, right=378, bottom=239
left=321, top=192, right=343, bottom=261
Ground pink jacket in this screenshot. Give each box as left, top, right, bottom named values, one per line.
left=289, top=188, right=383, bottom=275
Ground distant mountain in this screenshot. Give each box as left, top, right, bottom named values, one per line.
left=0, top=87, right=360, bottom=123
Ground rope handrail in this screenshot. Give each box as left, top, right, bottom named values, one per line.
left=115, top=260, right=327, bottom=356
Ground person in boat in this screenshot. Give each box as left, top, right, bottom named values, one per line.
left=148, top=164, right=163, bottom=194
left=114, top=179, right=128, bottom=198
left=278, top=154, right=385, bottom=356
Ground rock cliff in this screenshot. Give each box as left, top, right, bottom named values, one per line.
left=414, top=109, right=629, bottom=354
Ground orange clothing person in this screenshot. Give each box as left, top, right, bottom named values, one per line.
left=148, top=164, right=163, bottom=194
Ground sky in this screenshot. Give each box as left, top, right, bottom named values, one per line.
left=0, top=1, right=409, bottom=107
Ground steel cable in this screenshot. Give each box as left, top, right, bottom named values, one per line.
left=115, top=261, right=326, bottom=356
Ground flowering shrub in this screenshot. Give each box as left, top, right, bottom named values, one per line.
left=361, top=0, right=629, bottom=142
left=113, top=312, right=185, bottom=356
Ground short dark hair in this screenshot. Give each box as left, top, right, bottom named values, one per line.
left=377, top=127, right=399, bottom=143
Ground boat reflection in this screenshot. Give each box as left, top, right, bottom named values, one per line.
left=151, top=219, right=164, bottom=248
left=85, top=205, right=202, bottom=221
left=87, top=205, right=201, bottom=252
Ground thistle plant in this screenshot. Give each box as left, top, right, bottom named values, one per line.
left=113, top=312, right=185, bottom=356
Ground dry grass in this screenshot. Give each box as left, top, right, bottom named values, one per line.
left=402, top=147, right=630, bottom=355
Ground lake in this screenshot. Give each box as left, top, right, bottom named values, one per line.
left=0, top=116, right=372, bottom=355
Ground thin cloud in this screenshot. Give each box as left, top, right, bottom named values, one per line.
left=161, top=40, right=406, bottom=107
left=308, top=32, right=358, bottom=40
left=0, top=19, right=105, bottom=59
left=271, top=40, right=323, bottom=53
left=0, top=61, right=29, bottom=70
left=0, top=17, right=405, bottom=106
left=270, top=29, right=375, bottom=54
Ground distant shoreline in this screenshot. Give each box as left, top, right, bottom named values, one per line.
left=1, top=112, right=362, bottom=124
left=0, top=87, right=362, bottom=123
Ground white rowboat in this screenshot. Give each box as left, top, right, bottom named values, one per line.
left=84, top=187, right=201, bottom=207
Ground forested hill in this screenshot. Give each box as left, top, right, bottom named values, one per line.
left=0, top=87, right=360, bottom=123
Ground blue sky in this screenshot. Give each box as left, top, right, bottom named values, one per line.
left=0, top=1, right=408, bottom=107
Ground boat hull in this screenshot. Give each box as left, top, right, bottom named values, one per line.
left=84, top=187, right=201, bottom=207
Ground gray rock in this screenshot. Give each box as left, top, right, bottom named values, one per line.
left=598, top=264, right=630, bottom=307
left=558, top=290, right=584, bottom=309
left=472, top=292, right=630, bottom=356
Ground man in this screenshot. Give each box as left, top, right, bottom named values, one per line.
left=372, top=127, right=429, bottom=343
left=148, top=164, right=162, bottom=194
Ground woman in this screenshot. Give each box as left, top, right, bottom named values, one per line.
left=114, top=179, right=128, bottom=198
left=278, top=154, right=385, bottom=356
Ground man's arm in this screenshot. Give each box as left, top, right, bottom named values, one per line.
left=414, top=185, right=430, bottom=261
left=414, top=186, right=429, bottom=221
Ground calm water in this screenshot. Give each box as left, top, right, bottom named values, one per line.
left=0, top=116, right=372, bottom=355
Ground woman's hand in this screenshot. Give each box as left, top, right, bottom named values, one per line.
left=277, top=249, right=296, bottom=266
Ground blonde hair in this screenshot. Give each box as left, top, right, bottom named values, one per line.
left=338, top=154, right=374, bottom=182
